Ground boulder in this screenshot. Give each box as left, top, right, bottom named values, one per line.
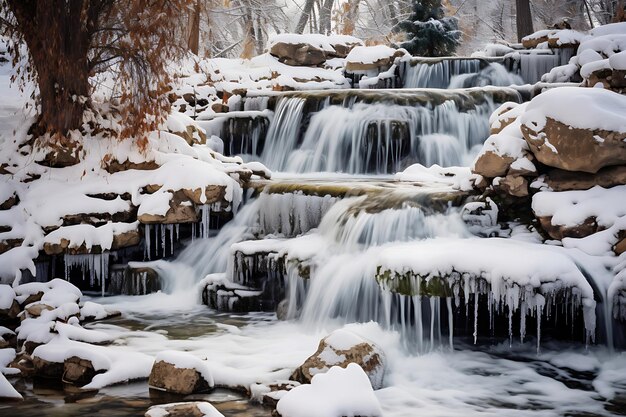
left=211, top=103, right=229, bottom=114
left=182, top=185, right=226, bottom=206
left=148, top=351, right=214, bottom=395
left=544, top=166, right=626, bottom=191
left=145, top=401, right=223, bottom=417
left=345, top=46, right=404, bottom=72
left=32, top=355, right=64, bottom=379
left=498, top=174, right=529, bottom=197
left=537, top=215, right=600, bottom=240
left=173, top=125, right=207, bottom=146
left=62, top=356, right=102, bottom=386
left=522, top=117, right=626, bottom=173
left=472, top=151, right=514, bottom=178
left=270, top=42, right=326, bottom=67
left=138, top=191, right=198, bottom=224
left=290, top=329, right=385, bottom=390
left=24, top=303, right=54, bottom=319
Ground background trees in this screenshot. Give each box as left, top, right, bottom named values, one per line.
left=396, top=0, right=460, bottom=56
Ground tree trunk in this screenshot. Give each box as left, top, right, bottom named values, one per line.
left=320, top=0, right=334, bottom=34
left=516, top=0, right=534, bottom=42
left=296, top=0, right=316, bottom=33
left=7, top=0, right=91, bottom=134
left=188, top=0, right=201, bottom=55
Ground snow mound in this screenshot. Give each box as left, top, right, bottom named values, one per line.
left=276, top=363, right=382, bottom=417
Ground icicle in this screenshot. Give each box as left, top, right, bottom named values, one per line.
left=144, top=224, right=151, bottom=260
left=429, top=297, right=436, bottom=351
left=473, top=293, right=479, bottom=345
left=160, top=223, right=166, bottom=257
left=446, top=297, right=453, bottom=350
left=537, top=302, right=543, bottom=354
left=508, top=306, right=513, bottom=348
left=520, top=300, right=527, bottom=344
left=412, top=295, right=423, bottom=352
left=192, top=222, right=196, bottom=241
left=168, top=224, right=174, bottom=254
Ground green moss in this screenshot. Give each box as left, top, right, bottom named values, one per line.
left=375, top=267, right=455, bottom=297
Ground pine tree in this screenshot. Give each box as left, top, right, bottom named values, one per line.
left=396, top=0, right=460, bottom=57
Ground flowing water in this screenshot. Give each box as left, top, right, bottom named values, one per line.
left=11, top=51, right=626, bottom=416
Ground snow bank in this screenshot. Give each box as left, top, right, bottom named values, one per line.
left=346, top=45, right=398, bottom=65
left=395, top=164, right=474, bottom=191
left=0, top=372, right=21, bottom=399
left=276, top=363, right=382, bottom=417
left=532, top=186, right=626, bottom=228
left=520, top=86, right=626, bottom=133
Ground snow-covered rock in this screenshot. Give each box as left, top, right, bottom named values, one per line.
left=145, top=401, right=224, bottom=417
left=290, top=329, right=385, bottom=390
left=148, top=350, right=215, bottom=394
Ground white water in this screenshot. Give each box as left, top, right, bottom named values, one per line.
left=260, top=97, right=497, bottom=174
left=403, top=60, right=523, bottom=89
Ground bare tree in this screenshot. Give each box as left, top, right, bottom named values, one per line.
left=1, top=0, right=191, bottom=140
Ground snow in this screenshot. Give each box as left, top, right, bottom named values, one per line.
left=346, top=45, right=398, bottom=65
left=532, top=186, right=626, bottom=228
left=146, top=402, right=224, bottom=417
left=152, top=350, right=215, bottom=387
left=269, top=33, right=363, bottom=54
left=0, top=284, right=15, bottom=310
left=609, top=50, right=626, bottom=70
left=43, top=221, right=139, bottom=252
left=590, top=22, right=626, bottom=37
left=395, top=164, right=474, bottom=191
left=520, top=86, right=626, bottom=132
left=80, top=301, right=111, bottom=321
left=276, top=363, right=383, bottom=417
left=0, top=372, right=21, bottom=399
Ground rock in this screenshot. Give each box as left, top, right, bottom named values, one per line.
left=182, top=185, right=226, bottom=206
left=522, top=35, right=549, bottom=49
left=104, top=160, right=159, bottom=174
left=173, top=125, right=207, bottom=146
left=37, top=138, right=83, bottom=168
left=0, top=194, right=17, bottom=210
left=270, top=42, right=326, bottom=67
left=489, top=103, right=519, bottom=135
left=148, top=352, right=214, bottom=395
left=0, top=239, right=23, bottom=255
left=345, top=47, right=404, bottom=72
left=614, top=230, right=626, bottom=255
left=145, top=401, right=223, bottom=417
left=544, top=166, right=626, bottom=191
left=290, top=329, right=385, bottom=390
left=24, top=303, right=54, bottom=319
left=276, top=299, right=289, bottom=321
left=62, top=356, right=102, bottom=386
left=472, top=151, right=514, bottom=178
left=521, top=117, right=626, bottom=174
left=0, top=300, right=20, bottom=322
left=537, top=215, right=600, bottom=240
left=498, top=175, right=529, bottom=197
left=111, top=229, right=141, bottom=250
left=19, top=291, right=44, bottom=308
left=211, top=103, right=229, bottom=113
left=138, top=191, right=198, bottom=224
left=32, top=355, right=64, bottom=380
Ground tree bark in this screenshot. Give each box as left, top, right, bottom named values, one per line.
left=188, top=0, right=201, bottom=55
left=296, top=0, right=316, bottom=33
left=516, top=0, right=534, bottom=42
left=320, top=0, right=334, bottom=34
left=7, top=0, right=92, bottom=134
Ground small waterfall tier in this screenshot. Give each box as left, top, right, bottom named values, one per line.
left=208, top=87, right=521, bottom=174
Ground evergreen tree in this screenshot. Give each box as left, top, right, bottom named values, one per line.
left=396, top=0, right=460, bottom=57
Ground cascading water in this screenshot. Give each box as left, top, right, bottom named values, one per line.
left=402, top=59, right=523, bottom=89
left=260, top=95, right=499, bottom=174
